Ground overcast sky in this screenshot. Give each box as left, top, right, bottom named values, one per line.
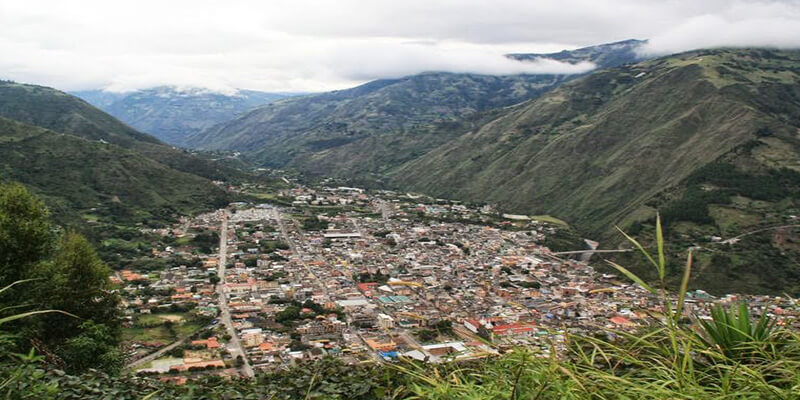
left=1, top=0, right=799, bottom=93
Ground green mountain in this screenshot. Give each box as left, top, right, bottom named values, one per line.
left=392, top=48, right=800, bottom=294
left=0, top=81, right=241, bottom=182
left=73, top=87, right=291, bottom=145
left=183, top=40, right=645, bottom=179
left=0, top=81, right=232, bottom=228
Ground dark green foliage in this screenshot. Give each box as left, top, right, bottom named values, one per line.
left=542, top=226, right=586, bottom=253
left=260, top=240, right=290, bottom=252
left=275, top=305, right=301, bottom=322
left=432, top=320, right=454, bottom=335
left=56, top=321, right=123, bottom=374
left=698, top=302, right=776, bottom=361
left=517, top=281, right=541, bottom=289
left=416, top=329, right=438, bottom=342
left=192, top=231, right=219, bottom=253
left=275, top=300, right=342, bottom=323
left=301, top=217, right=330, bottom=231
left=354, top=271, right=390, bottom=284
left=0, top=182, right=54, bottom=285
left=660, top=186, right=730, bottom=225
left=686, top=162, right=794, bottom=201
left=1, top=356, right=411, bottom=399
left=33, top=233, right=121, bottom=345
left=659, top=161, right=800, bottom=226
left=0, top=184, right=121, bottom=374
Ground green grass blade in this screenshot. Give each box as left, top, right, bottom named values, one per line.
left=0, top=309, right=77, bottom=325
left=675, top=251, right=692, bottom=320
left=615, top=226, right=659, bottom=271
left=0, top=279, right=42, bottom=296
left=655, top=213, right=666, bottom=281
left=605, top=259, right=656, bottom=294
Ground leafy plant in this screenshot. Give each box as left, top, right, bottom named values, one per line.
left=697, top=302, right=776, bottom=360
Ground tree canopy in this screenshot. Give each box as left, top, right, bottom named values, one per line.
left=0, top=182, right=121, bottom=373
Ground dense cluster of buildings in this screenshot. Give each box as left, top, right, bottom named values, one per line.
left=118, top=184, right=800, bottom=379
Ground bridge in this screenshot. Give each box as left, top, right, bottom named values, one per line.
left=552, top=249, right=634, bottom=256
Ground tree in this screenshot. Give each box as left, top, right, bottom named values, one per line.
left=0, top=183, right=53, bottom=286
left=433, top=320, right=453, bottom=335
left=35, top=233, right=119, bottom=331
left=31, top=233, right=121, bottom=372
left=0, top=184, right=121, bottom=374
left=56, top=321, right=123, bottom=374
left=416, top=329, right=438, bottom=342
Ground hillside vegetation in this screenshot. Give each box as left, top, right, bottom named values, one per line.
left=0, top=81, right=237, bottom=237
left=184, top=40, right=645, bottom=180
left=0, top=81, right=244, bottom=182
left=0, top=117, right=229, bottom=225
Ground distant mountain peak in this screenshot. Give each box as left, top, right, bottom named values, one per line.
left=72, top=87, right=295, bottom=145
left=507, top=38, right=647, bottom=65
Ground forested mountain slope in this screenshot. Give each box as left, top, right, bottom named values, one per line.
left=0, top=117, right=229, bottom=224
left=0, top=81, right=234, bottom=229
left=184, top=40, right=645, bottom=180
left=0, top=81, right=241, bottom=182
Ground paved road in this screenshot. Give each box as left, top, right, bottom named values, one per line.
left=272, top=208, right=331, bottom=301
left=719, top=223, right=800, bottom=244
left=216, top=211, right=255, bottom=378
left=124, top=336, right=191, bottom=371
left=552, top=249, right=634, bottom=255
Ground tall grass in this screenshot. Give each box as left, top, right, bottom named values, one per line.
left=402, top=214, right=800, bottom=399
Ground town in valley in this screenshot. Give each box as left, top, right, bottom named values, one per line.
left=115, top=179, right=800, bottom=381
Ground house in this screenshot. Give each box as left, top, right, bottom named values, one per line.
left=190, top=337, right=221, bottom=349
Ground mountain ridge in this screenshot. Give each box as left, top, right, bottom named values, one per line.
left=73, top=86, right=292, bottom=145
left=0, top=81, right=235, bottom=231
left=182, top=39, right=647, bottom=177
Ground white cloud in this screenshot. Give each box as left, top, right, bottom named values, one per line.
left=641, top=1, right=800, bottom=56
left=0, top=0, right=798, bottom=93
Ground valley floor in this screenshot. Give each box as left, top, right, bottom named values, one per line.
left=116, top=181, right=800, bottom=381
